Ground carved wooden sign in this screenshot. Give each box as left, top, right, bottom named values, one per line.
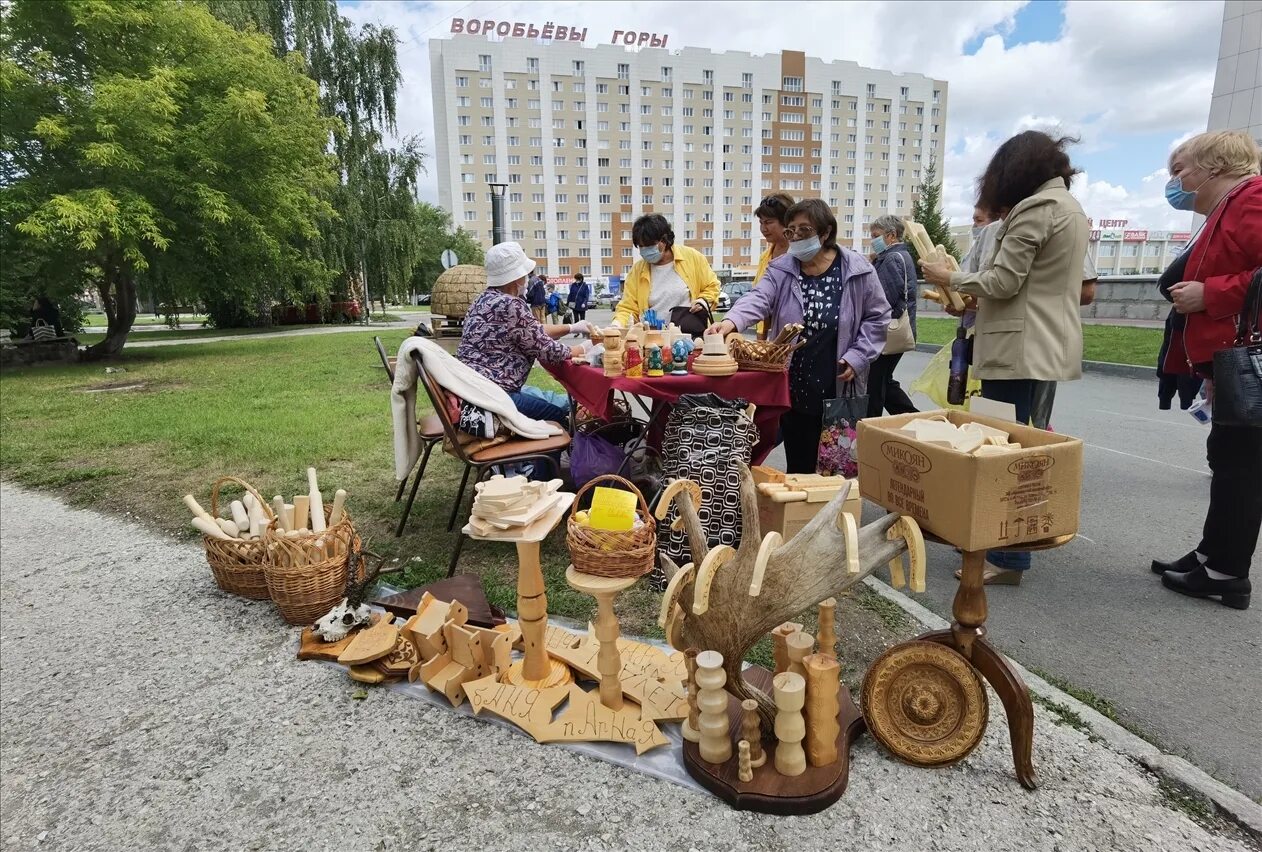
left=464, top=676, right=669, bottom=754
left=541, top=625, right=689, bottom=721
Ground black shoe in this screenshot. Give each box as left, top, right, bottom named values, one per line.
left=1151, top=551, right=1200, bottom=575
left=1161, top=567, right=1251, bottom=610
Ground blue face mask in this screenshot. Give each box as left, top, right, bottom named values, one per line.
left=640, top=245, right=663, bottom=264
left=787, top=235, right=822, bottom=262
left=871, top=235, right=887, bottom=254
left=1165, top=173, right=1210, bottom=211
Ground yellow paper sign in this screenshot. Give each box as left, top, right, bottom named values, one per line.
left=588, top=487, right=636, bottom=531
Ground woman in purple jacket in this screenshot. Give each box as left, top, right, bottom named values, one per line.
left=709, top=199, right=890, bottom=473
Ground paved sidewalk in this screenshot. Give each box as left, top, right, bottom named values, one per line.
left=120, top=315, right=427, bottom=348
left=0, top=484, right=1253, bottom=851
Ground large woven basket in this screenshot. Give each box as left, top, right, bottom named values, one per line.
left=263, top=507, right=360, bottom=625
left=204, top=476, right=274, bottom=599
left=566, top=474, right=656, bottom=578
left=728, top=326, right=805, bottom=372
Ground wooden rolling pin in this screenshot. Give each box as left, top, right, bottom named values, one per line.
left=307, top=467, right=326, bottom=533
left=271, top=496, right=288, bottom=532
left=183, top=494, right=216, bottom=526
left=192, top=516, right=231, bottom=541
left=328, top=489, right=348, bottom=526
left=229, top=500, right=250, bottom=532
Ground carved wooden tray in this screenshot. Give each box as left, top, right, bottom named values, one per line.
left=681, top=665, right=865, bottom=814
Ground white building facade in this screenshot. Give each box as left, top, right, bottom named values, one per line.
left=1209, top=1, right=1262, bottom=143
left=431, top=31, right=947, bottom=283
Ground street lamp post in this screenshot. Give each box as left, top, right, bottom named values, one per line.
left=489, top=183, right=508, bottom=246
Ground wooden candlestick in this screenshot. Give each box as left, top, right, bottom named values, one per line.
left=737, top=740, right=753, bottom=782
left=696, top=650, right=732, bottom=765
left=741, top=698, right=766, bottom=767
left=816, top=597, right=838, bottom=660
left=503, top=540, right=572, bottom=689
left=565, top=566, right=637, bottom=711
left=803, top=654, right=841, bottom=767
left=773, top=671, right=807, bottom=777
left=786, top=631, right=814, bottom=678
left=682, top=647, right=702, bottom=743
left=771, top=621, right=804, bottom=674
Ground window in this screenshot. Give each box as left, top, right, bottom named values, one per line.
left=483, top=153, right=496, bottom=164
left=703, top=69, right=713, bottom=84
left=1100, top=243, right=1118, bottom=257
left=780, top=146, right=804, bottom=157
left=783, top=76, right=802, bottom=92
left=456, top=96, right=470, bottom=107
left=781, top=95, right=804, bottom=107
left=478, top=55, right=491, bottom=72
left=457, top=115, right=470, bottom=127
left=617, top=63, right=629, bottom=80
left=481, top=116, right=493, bottom=126
left=1123, top=243, right=1141, bottom=257
left=480, top=96, right=493, bottom=108
left=742, top=72, right=752, bottom=89
left=527, top=57, right=539, bottom=72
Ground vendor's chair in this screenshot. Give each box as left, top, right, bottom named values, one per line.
left=409, top=350, right=571, bottom=576
left=380, top=336, right=444, bottom=534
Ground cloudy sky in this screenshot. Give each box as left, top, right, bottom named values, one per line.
left=342, top=0, right=1226, bottom=230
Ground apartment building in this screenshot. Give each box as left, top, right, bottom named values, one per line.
left=951, top=220, right=1191, bottom=277
left=431, top=34, right=948, bottom=282
left=1208, top=0, right=1261, bottom=144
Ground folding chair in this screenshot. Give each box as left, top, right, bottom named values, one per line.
left=378, top=336, right=444, bottom=532
left=410, top=350, right=571, bottom=576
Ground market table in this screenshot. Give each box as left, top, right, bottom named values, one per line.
left=545, top=361, right=791, bottom=465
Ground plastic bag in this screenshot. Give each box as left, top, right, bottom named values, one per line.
left=570, top=429, right=626, bottom=488
left=910, top=343, right=981, bottom=411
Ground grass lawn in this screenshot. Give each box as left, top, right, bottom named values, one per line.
left=84, top=313, right=208, bottom=327
left=916, top=317, right=1161, bottom=367
left=0, top=331, right=917, bottom=677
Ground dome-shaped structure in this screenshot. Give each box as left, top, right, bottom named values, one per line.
left=430, top=264, right=486, bottom=319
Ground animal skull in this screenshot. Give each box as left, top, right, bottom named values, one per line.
left=312, top=597, right=372, bottom=642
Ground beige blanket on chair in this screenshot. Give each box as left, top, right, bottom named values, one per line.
left=391, top=337, right=562, bottom=481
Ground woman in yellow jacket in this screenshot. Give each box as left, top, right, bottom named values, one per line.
left=614, top=214, right=721, bottom=330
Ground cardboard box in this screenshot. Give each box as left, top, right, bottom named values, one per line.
left=756, top=477, right=862, bottom=540
left=857, top=410, right=1083, bottom=552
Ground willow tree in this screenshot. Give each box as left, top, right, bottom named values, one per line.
left=206, top=0, right=427, bottom=314
left=1, top=0, right=336, bottom=356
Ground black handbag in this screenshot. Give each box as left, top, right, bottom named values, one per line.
left=1212, top=267, right=1262, bottom=427
left=670, top=304, right=712, bottom=338
left=817, top=381, right=867, bottom=477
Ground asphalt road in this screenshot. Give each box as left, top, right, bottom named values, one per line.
left=760, top=350, right=1261, bottom=800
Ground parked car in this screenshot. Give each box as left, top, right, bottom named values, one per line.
left=715, top=290, right=732, bottom=311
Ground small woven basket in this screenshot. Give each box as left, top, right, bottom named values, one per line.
left=263, top=507, right=361, bottom=625
left=204, top=476, right=274, bottom=599
left=566, top=474, right=656, bottom=578
left=728, top=326, right=805, bottom=372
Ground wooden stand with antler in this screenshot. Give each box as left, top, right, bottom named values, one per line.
left=657, top=468, right=925, bottom=814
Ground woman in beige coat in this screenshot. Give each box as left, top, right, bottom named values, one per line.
left=922, top=130, right=1088, bottom=585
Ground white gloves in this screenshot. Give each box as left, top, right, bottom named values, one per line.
left=569, top=320, right=593, bottom=336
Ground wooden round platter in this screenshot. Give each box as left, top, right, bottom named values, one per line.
left=682, top=665, right=865, bottom=814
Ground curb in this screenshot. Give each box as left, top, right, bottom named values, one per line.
left=861, top=575, right=1262, bottom=840
left=911, top=343, right=1154, bottom=381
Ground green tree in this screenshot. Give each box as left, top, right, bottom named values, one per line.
left=205, top=0, right=426, bottom=318
left=1, top=0, right=336, bottom=357
left=408, top=203, right=484, bottom=298
left=908, top=158, right=959, bottom=265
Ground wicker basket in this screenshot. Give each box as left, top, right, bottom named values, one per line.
left=204, top=476, right=275, bottom=599
left=566, top=475, right=656, bottom=578
left=728, top=326, right=805, bottom=372
left=263, top=507, right=361, bottom=625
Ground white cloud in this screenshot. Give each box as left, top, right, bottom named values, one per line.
left=340, top=0, right=1223, bottom=231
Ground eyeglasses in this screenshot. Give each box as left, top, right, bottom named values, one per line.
left=782, top=225, right=818, bottom=240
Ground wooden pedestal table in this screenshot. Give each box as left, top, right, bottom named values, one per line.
left=564, top=566, right=638, bottom=710
left=681, top=665, right=865, bottom=815
left=862, top=533, right=1075, bottom=790
left=463, top=493, right=576, bottom=690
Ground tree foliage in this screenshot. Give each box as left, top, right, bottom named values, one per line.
left=908, top=158, right=959, bottom=265
left=409, top=204, right=485, bottom=296
left=1, top=0, right=336, bottom=356
left=205, top=0, right=428, bottom=313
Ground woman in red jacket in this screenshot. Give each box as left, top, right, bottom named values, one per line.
left=1151, top=130, right=1261, bottom=610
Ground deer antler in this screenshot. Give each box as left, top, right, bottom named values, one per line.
left=668, top=464, right=914, bottom=730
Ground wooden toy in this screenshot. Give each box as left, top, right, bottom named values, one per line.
left=228, top=499, right=250, bottom=532
left=338, top=616, right=399, bottom=666
left=691, top=333, right=739, bottom=376
left=696, top=650, right=732, bottom=765
left=785, top=632, right=814, bottom=678
left=192, top=516, right=231, bottom=540
left=773, top=671, right=807, bottom=777
left=565, top=566, right=637, bottom=711
left=215, top=518, right=240, bottom=538
left=682, top=647, right=701, bottom=743
left=680, top=665, right=864, bottom=815
left=182, top=494, right=217, bottom=526
left=803, top=654, right=841, bottom=767
left=741, top=699, right=766, bottom=768
left=271, top=496, right=288, bottom=532
left=329, top=489, right=348, bottom=526
left=904, top=220, right=966, bottom=312
left=816, top=598, right=838, bottom=660
left=738, top=740, right=753, bottom=783
left=771, top=622, right=804, bottom=675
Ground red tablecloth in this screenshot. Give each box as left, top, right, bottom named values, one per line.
left=545, top=361, right=790, bottom=464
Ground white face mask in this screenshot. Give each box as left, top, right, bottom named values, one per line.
left=787, top=235, right=822, bottom=262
